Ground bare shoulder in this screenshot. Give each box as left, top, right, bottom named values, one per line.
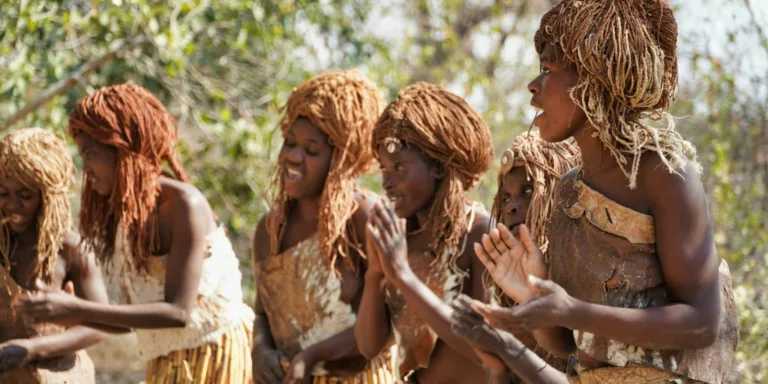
left=466, top=206, right=492, bottom=249
left=637, top=154, right=706, bottom=209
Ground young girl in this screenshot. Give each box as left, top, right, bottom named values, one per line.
left=357, top=82, right=494, bottom=383
left=17, top=84, right=255, bottom=384
left=251, top=69, right=395, bottom=384
left=483, top=131, right=580, bottom=378
left=0, top=128, right=107, bottom=383
left=452, top=1, right=738, bottom=383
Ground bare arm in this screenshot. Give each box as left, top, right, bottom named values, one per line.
left=354, top=270, right=391, bottom=359
left=354, top=196, right=392, bottom=359
left=21, top=237, right=115, bottom=360
left=251, top=216, right=289, bottom=384
left=372, top=201, right=490, bottom=362
left=559, top=161, right=721, bottom=349
left=73, top=193, right=212, bottom=329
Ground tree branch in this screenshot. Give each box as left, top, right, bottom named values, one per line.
left=0, top=35, right=147, bottom=132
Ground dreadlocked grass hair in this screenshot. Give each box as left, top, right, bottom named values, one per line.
left=68, top=84, right=188, bottom=270
left=487, top=131, right=580, bottom=306
left=266, top=69, right=383, bottom=272
left=0, top=128, right=75, bottom=283
left=372, top=82, right=493, bottom=273
left=535, top=0, right=699, bottom=188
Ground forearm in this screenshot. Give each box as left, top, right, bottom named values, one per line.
left=305, top=327, right=361, bottom=363
left=252, top=311, right=277, bottom=352
left=78, top=300, right=190, bottom=329
left=531, top=327, right=575, bottom=359
left=390, top=272, right=479, bottom=362
left=81, top=322, right=132, bottom=334
left=500, top=338, right=567, bottom=384
left=566, top=300, right=717, bottom=350
left=26, top=326, right=106, bottom=360
left=354, top=273, right=391, bottom=359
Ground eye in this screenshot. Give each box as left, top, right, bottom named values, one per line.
left=283, top=139, right=296, bottom=148
left=540, top=65, right=551, bottom=75
left=524, top=186, right=534, bottom=195
left=305, top=146, right=319, bottom=156
left=394, top=163, right=404, bottom=172
left=502, top=194, right=510, bottom=204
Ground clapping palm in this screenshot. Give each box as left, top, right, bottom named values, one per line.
left=473, top=224, right=547, bottom=304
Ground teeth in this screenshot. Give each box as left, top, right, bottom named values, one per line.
left=286, top=168, right=302, bottom=177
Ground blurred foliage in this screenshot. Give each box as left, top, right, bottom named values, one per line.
left=0, top=0, right=765, bottom=381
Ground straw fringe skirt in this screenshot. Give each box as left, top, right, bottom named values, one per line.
left=311, top=350, right=396, bottom=384
left=144, top=318, right=253, bottom=384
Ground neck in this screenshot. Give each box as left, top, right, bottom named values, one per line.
left=13, top=228, right=38, bottom=248
left=571, top=123, right=620, bottom=180
left=294, top=195, right=321, bottom=224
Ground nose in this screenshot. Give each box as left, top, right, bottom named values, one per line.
left=284, top=146, right=303, bottom=164
left=504, top=198, right=522, bottom=215
left=527, top=73, right=541, bottom=95
left=382, top=172, right=395, bottom=191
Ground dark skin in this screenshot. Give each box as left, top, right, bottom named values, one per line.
left=252, top=118, right=372, bottom=384
left=356, top=145, right=491, bottom=383
left=0, top=177, right=111, bottom=373
left=463, top=43, right=722, bottom=376
left=15, top=134, right=220, bottom=336
left=499, top=167, right=534, bottom=233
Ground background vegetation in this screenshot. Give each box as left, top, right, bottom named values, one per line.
left=1, top=0, right=765, bottom=382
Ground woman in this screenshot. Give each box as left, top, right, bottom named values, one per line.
left=252, top=69, right=395, bottom=384
left=17, top=84, right=255, bottom=384
left=1, top=128, right=107, bottom=383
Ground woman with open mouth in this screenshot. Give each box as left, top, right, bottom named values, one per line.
left=15, top=84, right=256, bottom=384
left=451, top=1, right=739, bottom=383
left=356, top=82, right=494, bottom=383
left=0, top=128, right=107, bottom=383
left=252, top=69, right=396, bottom=384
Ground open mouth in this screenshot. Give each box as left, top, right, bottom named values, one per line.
left=284, top=165, right=304, bottom=182
left=386, top=193, right=403, bottom=209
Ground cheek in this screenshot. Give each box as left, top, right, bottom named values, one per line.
left=23, top=198, right=42, bottom=216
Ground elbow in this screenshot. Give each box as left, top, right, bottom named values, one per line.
left=168, top=307, right=191, bottom=328
left=691, top=320, right=720, bottom=349
left=687, top=309, right=720, bottom=349
left=358, top=343, right=385, bottom=360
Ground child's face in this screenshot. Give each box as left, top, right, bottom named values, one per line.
left=74, top=134, right=117, bottom=197
left=377, top=144, right=441, bottom=219
left=527, top=44, right=587, bottom=142
left=499, top=166, right=533, bottom=235
left=278, top=118, right=333, bottom=200
left=0, top=177, right=41, bottom=234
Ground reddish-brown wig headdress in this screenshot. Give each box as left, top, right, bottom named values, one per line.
left=372, top=82, right=493, bottom=274
left=68, top=84, right=187, bottom=269
left=266, top=69, right=383, bottom=272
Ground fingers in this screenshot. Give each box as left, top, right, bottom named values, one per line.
left=35, top=279, right=54, bottom=293
left=496, top=223, right=521, bottom=251
left=366, top=223, right=387, bottom=259
left=480, top=234, right=502, bottom=263
left=517, top=225, right=541, bottom=258
left=473, top=243, right=496, bottom=270
left=526, top=275, right=557, bottom=293
left=452, top=295, right=485, bottom=323
left=373, top=201, right=396, bottom=240
left=64, top=281, right=75, bottom=296
left=489, top=228, right=510, bottom=255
